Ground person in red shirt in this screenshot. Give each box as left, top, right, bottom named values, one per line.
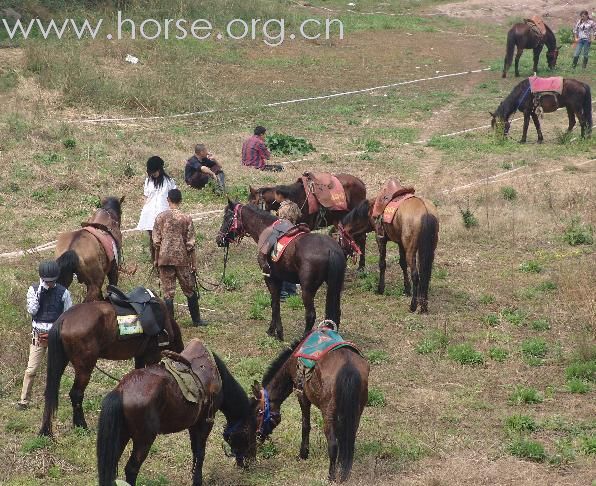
left=241, top=126, right=283, bottom=172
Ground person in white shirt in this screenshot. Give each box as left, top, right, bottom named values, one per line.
left=136, top=156, right=177, bottom=263
left=18, top=261, right=73, bottom=410
left=573, top=10, right=596, bottom=68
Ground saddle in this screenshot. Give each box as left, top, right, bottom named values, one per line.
left=81, top=208, right=123, bottom=250
left=161, top=340, right=221, bottom=408
left=525, top=16, right=547, bottom=39
left=258, top=220, right=310, bottom=257
left=107, top=285, right=164, bottom=337
left=528, top=75, right=563, bottom=95
left=300, top=172, right=348, bottom=214
left=372, top=178, right=416, bottom=218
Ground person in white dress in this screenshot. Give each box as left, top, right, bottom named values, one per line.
left=136, top=156, right=177, bottom=262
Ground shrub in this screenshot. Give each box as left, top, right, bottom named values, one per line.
left=460, top=208, right=478, bottom=229
left=557, top=27, right=574, bottom=44
left=531, top=319, right=550, bottom=331
left=489, top=347, right=509, bottom=362
left=521, top=338, right=548, bottom=359
left=222, top=273, right=239, bottom=290
left=505, top=414, right=538, bottom=433
left=447, top=343, right=484, bottom=365
left=562, top=217, right=593, bottom=246
left=519, top=260, right=542, bottom=273
left=416, top=329, right=449, bottom=355
left=63, top=138, right=76, bottom=148
left=507, top=438, right=546, bottom=461
left=508, top=386, right=543, bottom=405
left=565, top=361, right=595, bottom=382
left=501, top=186, right=517, bottom=201
left=367, top=388, right=386, bottom=407
left=484, top=313, right=499, bottom=327
left=259, top=441, right=278, bottom=459
left=536, top=281, right=557, bottom=292
left=479, top=294, right=495, bottom=304
left=501, top=308, right=526, bottom=326
left=366, top=350, right=389, bottom=365
left=579, top=435, right=596, bottom=455
left=265, top=133, right=315, bottom=156
left=566, top=378, right=590, bottom=394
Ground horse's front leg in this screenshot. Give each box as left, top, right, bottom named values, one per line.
left=297, top=393, right=312, bottom=460
left=566, top=107, right=576, bottom=132
left=189, top=421, right=214, bottom=486
left=520, top=111, right=531, bottom=143
left=532, top=46, right=542, bottom=74
left=376, top=234, right=388, bottom=295
left=69, top=363, right=94, bottom=429
left=514, top=49, right=524, bottom=77
left=301, top=285, right=317, bottom=336
left=356, top=233, right=366, bottom=271
left=531, top=112, right=544, bottom=143
left=265, top=277, right=283, bottom=340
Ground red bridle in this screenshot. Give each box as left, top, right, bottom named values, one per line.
left=220, top=203, right=246, bottom=244
left=337, top=223, right=362, bottom=262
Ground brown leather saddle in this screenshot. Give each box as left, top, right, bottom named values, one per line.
left=81, top=208, right=122, bottom=250
left=372, top=178, right=416, bottom=218
left=301, top=172, right=348, bottom=213
left=258, top=220, right=310, bottom=256
left=525, top=16, right=546, bottom=40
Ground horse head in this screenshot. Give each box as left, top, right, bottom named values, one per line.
left=489, top=111, right=511, bottom=136
left=100, top=196, right=124, bottom=222
left=251, top=381, right=282, bottom=442
left=222, top=406, right=257, bottom=468
left=341, top=199, right=373, bottom=237
left=248, top=185, right=276, bottom=211
left=546, top=47, right=559, bottom=69
left=216, top=199, right=241, bottom=247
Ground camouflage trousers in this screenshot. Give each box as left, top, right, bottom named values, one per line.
left=159, top=265, right=195, bottom=299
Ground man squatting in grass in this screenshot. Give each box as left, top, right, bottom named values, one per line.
left=573, top=10, right=596, bottom=69
left=241, top=125, right=284, bottom=172
left=152, top=188, right=207, bottom=326
left=275, top=187, right=302, bottom=300
left=185, top=143, right=226, bottom=193
left=18, top=261, right=73, bottom=410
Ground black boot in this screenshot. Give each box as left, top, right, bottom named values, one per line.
left=215, top=171, right=226, bottom=193
left=572, top=56, right=579, bottom=69
left=187, top=292, right=207, bottom=326
left=583, top=57, right=588, bottom=69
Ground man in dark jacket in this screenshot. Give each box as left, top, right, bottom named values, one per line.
left=185, top=144, right=226, bottom=193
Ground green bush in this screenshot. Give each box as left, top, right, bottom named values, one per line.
left=566, top=378, right=590, bottom=394
left=508, top=386, right=543, bottom=405
left=557, top=27, right=574, bottom=44
left=501, top=186, right=517, bottom=201
left=505, top=414, right=537, bottom=433
left=364, top=138, right=382, bottom=153
left=579, top=435, right=596, bottom=455
left=519, top=260, right=542, bottom=273
left=565, top=361, right=595, bottom=382
left=563, top=217, right=593, bottom=246
left=489, top=347, right=509, bottom=362
left=447, top=343, right=484, bottom=365
left=460, top=208, right=478, bottom=229
left=63, top=138, right=76, bottom=148
left=22, top=436, right=52, bottom=453
left=507, top=438, right=546, bottom=462
left=521, top=338, right=548, bottom=359
left=367, top=388, right=386, bottom=407
left=484, top=313, right=499, bottom=327
left=415, top=329, right=448, bottom=355
left=501, top=308, right=526, bottom=326
left=265, top=133, right=315, bottom=156
left=530, top=319, right=550, bottom=331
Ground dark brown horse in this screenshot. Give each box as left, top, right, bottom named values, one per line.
left=491, top=78, right=592, bottom=142
left=56, top=196, right=124, bottom=301
left=39, top=298, right=183, bottom=437
left=248, top=174, right=368, bottom=270
left=502, top=22, right=559, bottom=78
left=341, top=196, right=439, bottom=313
left=97, top=339, right=257, bottom=486
left=216, top=201, right=346, bottom=340
left=251, top=335, right=369, bottom=482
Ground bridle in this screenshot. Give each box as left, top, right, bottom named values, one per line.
left=256, top=388, right=280, bottom=439
left=219, top=203, right=246, bottom=245
left=337, top=223, right=362, bottom=262
left=222, top=419, right=247, bottom=462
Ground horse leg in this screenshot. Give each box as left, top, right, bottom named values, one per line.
left=125, top=434, right=157, bottom=486
left=356, top=233, right=366, bottom=271
left=398, top=242, right=411, bottom=296
left=301, top=286, right=317, bottom=336
left=265, top=277, right=283, bottom=340
left=407, top=250, right=419, bottom=312
left=376, top=235, right=388, bottom=295
left=531, top=112, right=544, bottom=143
left=324, top=420, right=339, bottom=482
left=107, top=261, right=118, bottom=286
left=520, top=111, right=531, bottom=143
left=532, top=46, right=542, bottom=74
left=298, top=394, right=312, bottom=460
left=514, top=49, right=523, bottom=77
left=70, top=364, right=94, bottom=429
left=566, top=107, right=576, bottom=132
left=189, top=421, right=213, bottom=486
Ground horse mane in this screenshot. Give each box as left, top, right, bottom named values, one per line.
left=341, top=199, right=370, bottom=227
left=243, top=202, right=278, bottom=224
left=213, top=352, right=251, bottom=422
left=262, top=340, right=301, bottom=387
left=494, top=79, right=530, bottom=120
left=101, top=196, right=122, bottom=219
left=544, top=24, right=557, bottom=50
left=275, top=183, right=302, bottom=200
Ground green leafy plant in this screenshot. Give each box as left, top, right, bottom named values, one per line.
left=507, top=437, right=546, bottom=462
left=505, top=414, right=537, bottom=433
left=479, top=294, right=495, bottom=304
left=366, top=350, right=389, bottom=365
left=519, top=260, right=542, bottom=273
left=501, top=308, right=526, bottom=326
left=489, top=347, right=509, bottom=362
left=484, top=313, right=499, bottom=327
left=265, top=133, right=315, bottom=156
left=416, top=329, right=449, bottom=355
left=579, top=435, right=596, bottom=455
left=521, top=338, right=548, bottom=359
left=565, top=361, right=595, bottom=382
left=508, top=386, right=543, bottom=405
left=562, top=217, right=593, bottom=246
left=447, top=343, right=484, bottom=365
left=566, top=378, right=590, bottom=394
left=22, top=436, right=52, bottom=453
left=63, top=138, right=76, bottom=148
left=285, top=295, right=303, bottom=310
left=460, top=208, right=478, bottom=229
left=501, top=186, right=517, bottom=201
left=364, top=138, right=382, bottom=153
left=367, top=388, right=386, bottom=407
left=531, top=319, right=550, bottom=331
left=259, top=441, right=278, bottom=459
left=557, top=27, right=574, bottom=44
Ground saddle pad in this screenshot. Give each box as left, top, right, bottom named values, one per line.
left=271, top=231, right=308, bottom=262
left=383, top=193, right=416, bottom=224
left=294, top=328, right=360, bottom=369
left=529, top=76, right=563, bottom=95
left=162, top=356, right=204, bottom=403
left=117, top=314, right=143, bottom=336
left=372, top=179, right=416, bottom=218
left=301, top=173, right=348, bottom=214
left=526, top=16, right=546, bottom=36
left=83, top=226, right=117, bottom=263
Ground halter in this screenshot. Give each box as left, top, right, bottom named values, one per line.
left=337, top=223, right=362, bottom=262
left=222, top=419, right=246, bottom=461
left=219, top=203, right=245, bottom=245
left=256, top=388, right=280, bottom=438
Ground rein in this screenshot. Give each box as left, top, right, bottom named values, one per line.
left=256, top=388, right=280, bottom=438
left=337, top=223, right=362, bottom=263
left=94, top=364, right=121, bottom=382
left=515, top=84, right=532, bottom=112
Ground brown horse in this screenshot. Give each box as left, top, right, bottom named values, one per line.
left=251, top=334, right=369, bottom=482
left=248, top=173, right=368, bottom=270
left=97, top=339, right=257, bottom=486
left=491, top=78, right=592, bottom=142
left=216, top=201, right=346, bottom=341
left=341, top=196, right=439, bottom=313
left=56, top=196, right=124, bottom=302
left=39, top=298, right=183, bottom=437
left=502, top=22, right=559, bottom=78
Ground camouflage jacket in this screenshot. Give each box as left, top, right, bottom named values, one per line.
left=278, top=200, right=302, bottom=224
left=153, top=209, right=196, bottom=267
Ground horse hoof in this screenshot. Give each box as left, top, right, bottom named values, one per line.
left=298, top=450, right=309, bottom=460
left=537, top=139, right=543, bottom=144
left=518, top=140, right=526, bottom=144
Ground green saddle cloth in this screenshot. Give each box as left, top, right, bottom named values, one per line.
left=294, top=328, right=355, bottom=369
left=162, top=357, right=204, bottom=403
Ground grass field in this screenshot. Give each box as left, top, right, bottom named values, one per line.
left=0, top=1, right=594, bottom=485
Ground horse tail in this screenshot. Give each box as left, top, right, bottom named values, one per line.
left=39, top=318, right=69, bottom=436
left=325, top=248, right=346, bottom=326
left=56, top=249, right=79, bottom=288
left=97, top=390, right=125, bottom=486
left=417, top=212, right=439, bottom=312
left=334, top=361, right=361, bottom=482
left=503, top=28, right=516, bottom=77
left=583, top=83, right=593, bottom=134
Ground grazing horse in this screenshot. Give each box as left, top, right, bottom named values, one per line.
left=248, top=174, right=368, bottom=270
left=216, top=201, right=346, bottom=340
left=55, top=196, right=124, bottom=301
left=502, top=22, right=559, bottom=78
left=491, top=78, right=592, bottom=142
left=39, top=298, right=183, bottom=437
left=251, top=336, right=369, bottom=482
left=341, top=197, right=439, bottom=313
left=97, top=339, right=257, bottom=486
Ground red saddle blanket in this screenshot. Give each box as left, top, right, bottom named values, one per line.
left=383, top=193, right=416, bottom=224
left=258, top=220, right=310, bottom=262
left=301, top=172, right=348, bottom=214
left=372, top=178, right=416, bottom=218
left=529, top=76, right=563, bottom=95
left=83, top=226, right=117, bottom=263
left=271, top=231, right=308, bottom=262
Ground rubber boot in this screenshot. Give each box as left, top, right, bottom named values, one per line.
left=583, top=57, right=588, bottom=69
left=572, top=56, right=579, bottom=69
left=216, top=171, right=226, bottom=194
left=187, top=292, right=207, bottom=326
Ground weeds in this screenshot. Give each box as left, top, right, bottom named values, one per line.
left=460, top=208, right=478, bottom=229
left=507, top=437, right=546, bottom=461
left=249, top=292, right=271, bottom=320
left=366, top=350, right=389, bottom=365
left=508, top=386, right=543, bottom=405
left=285, top=295, right=303, bottom=310
left=505, top=414, right=537, bottom=433
left=484, top=313, right=499, bottom=327
left=447, top=343, right=484, bottom=365
left=579, top=435, right=596, bottom=455
left=530, top=319, right=550, bottom=331
left=562, top=217, right=593, bottom=246
left=479, top=294, right=495, bottom=304
left=500, top=186, right=517, bottom=201
left=519, top=260, right=542, bottom=273
left=22, top=435, right=52, bottom=453
left=566, top=378, right=590, bottom=394
left=565, top=361, right=595, bottom=382
left=265, top=133, right=315, bottom=156
left=501, top=308, right=526, bottom=326
left=415, top=329, right=449, bottom=355
left=489, top=347, right=509, bottom=362
left=367, top=388, right=386, bottom=407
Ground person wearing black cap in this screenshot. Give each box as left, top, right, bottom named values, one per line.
left=136, top=156, right=177, bottom=262
left=17, top=260, right=72, bottom=410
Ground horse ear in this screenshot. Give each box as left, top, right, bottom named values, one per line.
left=249, top=185, right=256, bottom=196
left=251, top=380, right=261, bottom=398
left=120, top=196, right=126, bottom=204
left=227, top=198, right=235, bottom=209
